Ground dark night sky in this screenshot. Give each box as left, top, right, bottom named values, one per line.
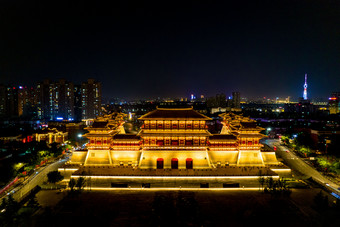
left=0, top=0, right=339, bottom=100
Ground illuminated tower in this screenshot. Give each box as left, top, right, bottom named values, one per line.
left=303, top=74, right=308, bottom=100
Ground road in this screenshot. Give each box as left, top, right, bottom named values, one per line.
left=264, top=139, right=340, bottom=194
left=1, top=157, right=69, bottom=202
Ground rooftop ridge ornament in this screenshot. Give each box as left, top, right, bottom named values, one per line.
left=303, top=73, right=308, bottom=100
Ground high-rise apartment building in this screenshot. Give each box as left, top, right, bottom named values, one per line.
left=232, top=91, right=241, bottom=108
left=0, top=84, right=37, bottom=118
left=2, top=79, right=101, bottom=121
left=206, top=94, right=226, bottom=108
left=37, top=79, right=75, bottom=121
left=74, top=84, right=82, bottom=122
left=57, top=79, right=74, bottom=120
left=5, top=86, right=19, bottom=117
left=81, top=79, right=101, bottom=119
left=18, top=86, right=38, bottom=118
left=37, top=79, right=51, bottom=120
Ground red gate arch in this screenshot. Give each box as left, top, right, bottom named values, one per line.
left=157, top=158, right=164, bottom=169
left=171, top=158, right=178, bottom=169
left=186, top=158, right=193, bottom=169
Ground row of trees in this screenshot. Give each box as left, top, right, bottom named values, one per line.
left=258, top=170, right=292, bottom=196
left=316, top=156, right=340, bottom=174
left=46, top=170, right=87, bottom=193
left=68, top=177, right=86, bottom=193
left=281, top=133, right=340, bottom=175
left=0, top=194, right=40, bottom=226
left=281, top=132, right=314, bottom=157
left=47, top=170, right=64, bottom=184
left=45, top=169, right=87, bottom=195
left=282, top=130, right=340, bottom=157
left=0, top=141, right=72, bottom=186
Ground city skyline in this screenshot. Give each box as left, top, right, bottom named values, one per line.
left=0, top=76, right=332, bottom=102
left=1, top=1, right=339, bottom=99
left=1, top=2, right=340, bottom=226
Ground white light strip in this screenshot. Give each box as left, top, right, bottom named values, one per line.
left=81, top=187, right=263, bottom=191
left=58, top=168, right=79, bottom=171
left=71, top=175, right=279, bottom=180
left=271, top=169, right=291, bottom=172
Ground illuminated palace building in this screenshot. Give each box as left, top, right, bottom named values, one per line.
left=65, top=108, right=285, bottom=181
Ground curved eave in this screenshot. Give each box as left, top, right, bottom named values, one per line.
left=237, top=134, right=267, bottom=139
left=84, top=127, right=111, bottom=131
left=138, top=117, right=212, bottom=120
left=239, top=128, right=264, bottom=131
left=138, top=131, right=212, bottom=137
left=138, top=108, right=212, bottom=121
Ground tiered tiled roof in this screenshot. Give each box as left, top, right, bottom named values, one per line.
left=112, top=134, right=141, bottom=141
left=209, top=134, right=237, bottom=141
left=91, top=121, right=109, bottom=128
left=218, top=112, right=266, bottom=140
left=83, top=112, right=126, bottom=141
left=239, top=122, right=265, bottom=132
left=139, top=107, right=211, bottom=120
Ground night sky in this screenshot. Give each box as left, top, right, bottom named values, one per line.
left=0, top=0, right=339, bottom=100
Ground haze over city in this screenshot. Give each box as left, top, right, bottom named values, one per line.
left=0, top=0, right=339, bottom=99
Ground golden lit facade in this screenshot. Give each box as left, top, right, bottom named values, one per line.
left=72, top=108, right=278, bottom=169
left=138, top=107, right=212, bottom=169
left=34, top=128, right=68, bottom=144
left=82, top=113, right=128, bottom=165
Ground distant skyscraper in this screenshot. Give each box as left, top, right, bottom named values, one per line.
left=232, top=92, right=241, bottom=109
left=215, top=93, right=226, bottom=108
left=5, top=86, right=19, bottom=117
left=37, top=79, right=74, bottom=121
left=0, top=84, right=37, bottom=118
left=303, top=74, right=308, bottom=100
left=74, top=84, right=82, bottom=121
left=57, top=79, right=74, bottom=120
left=18, top=86, right=38, bottom=118
left=81, top=79, right=102, bottom=119
left=37, top=79, right=51, bottom=120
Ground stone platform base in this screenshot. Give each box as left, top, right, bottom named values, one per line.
left=72, top=165, right=278, bottom=177
left=67, top=166, right=289, bottom=189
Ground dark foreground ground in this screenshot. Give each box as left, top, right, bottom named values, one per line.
left=31, top=188, right=340, bottom=227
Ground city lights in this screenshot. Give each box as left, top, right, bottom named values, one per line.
left=0, top=1, right=339, bottom=225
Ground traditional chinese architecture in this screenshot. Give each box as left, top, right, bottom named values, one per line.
left=60, top=108, right=289, bottom=188
left=69, top=108, right=279, bottom=168
left=33, top=128, right=68, bottom=144
left=218, top=112, right=278, bottom=166
left=75, top=112, right=127, bottom=165
left=138, top=107, right=212, bottom=169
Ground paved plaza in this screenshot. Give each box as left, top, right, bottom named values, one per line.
left=32, top=188, right=340, bottom=227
